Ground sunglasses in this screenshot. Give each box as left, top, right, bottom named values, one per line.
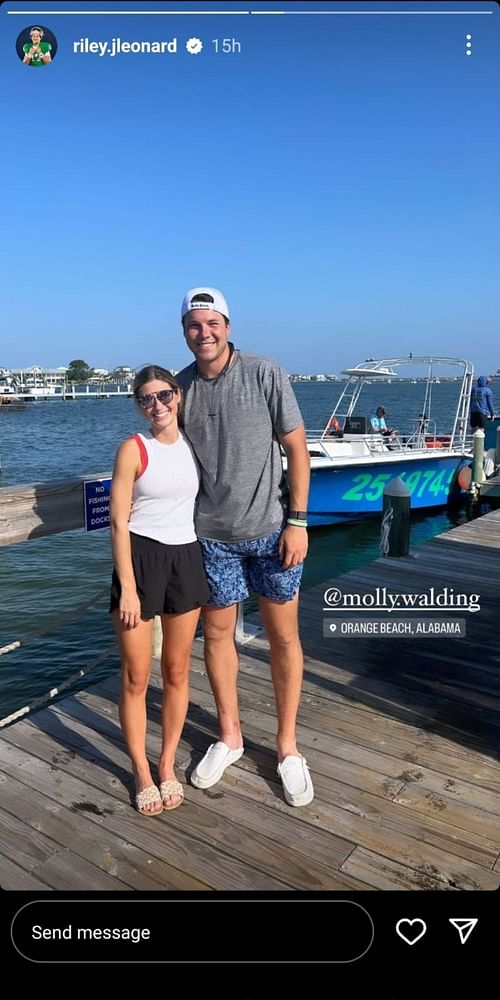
left=137, top=389, right=176, bottom=409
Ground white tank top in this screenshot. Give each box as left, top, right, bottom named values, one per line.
left=128, top=430, right=200, bottom=545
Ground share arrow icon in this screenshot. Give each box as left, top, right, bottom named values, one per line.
left=449, top=918, right=478, bottom=944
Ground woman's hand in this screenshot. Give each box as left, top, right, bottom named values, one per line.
left=119, top=587, right=142, bottom=629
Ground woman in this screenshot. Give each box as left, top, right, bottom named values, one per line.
left=110, top=364, right=209, bottom=816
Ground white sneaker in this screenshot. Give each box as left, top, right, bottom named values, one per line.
left=191, top=741, right=244, bottom=789
left=277, top=755, right=314, bottom=807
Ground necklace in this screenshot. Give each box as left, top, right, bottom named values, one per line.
left=196, top=343, right=235, bottom=385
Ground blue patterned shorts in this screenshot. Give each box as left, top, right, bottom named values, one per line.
left=200, top=528, right=304, bottom=607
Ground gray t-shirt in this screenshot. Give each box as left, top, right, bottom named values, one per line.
left=177, top=349, right=303, bottom=541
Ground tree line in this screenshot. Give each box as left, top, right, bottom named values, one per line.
left=66, top=360, right=133, bottom=383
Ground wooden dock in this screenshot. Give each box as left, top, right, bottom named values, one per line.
left=1, top=510, right=500, bottom=892
left=480, top=473, right=500, bottom=499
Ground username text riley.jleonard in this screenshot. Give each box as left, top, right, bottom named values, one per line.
left=73, top=37, right=177, bottom=57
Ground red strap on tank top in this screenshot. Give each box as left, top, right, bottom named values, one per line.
left=132, top=434, right=148, bottom=477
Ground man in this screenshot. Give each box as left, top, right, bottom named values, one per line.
left=176, top=287, right=313, bottom=807
left=23, top=26, right=52, bottom=65
left=369, top=406, right=395, bottom=436
left=470, top=375, right=495, bottom=430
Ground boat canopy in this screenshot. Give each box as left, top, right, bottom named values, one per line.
left=320, top=355, right=474, bottom=452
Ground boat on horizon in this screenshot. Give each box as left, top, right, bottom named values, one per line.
left=0, top=372, right=28, bottom=411
left=295, top=356, right=475, bottom=527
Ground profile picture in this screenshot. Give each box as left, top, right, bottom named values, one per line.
left=16, top=25, right=58, bottom=66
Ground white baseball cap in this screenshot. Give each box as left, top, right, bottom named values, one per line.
left=181, top=287, right=230, bottom=320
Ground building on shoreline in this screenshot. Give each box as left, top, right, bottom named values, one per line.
left=0, top=367, right=134, bottom=399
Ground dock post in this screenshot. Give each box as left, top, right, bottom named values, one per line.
left=380, top=477, right=410, bottom=557
left=472, top=429, right=485, bottom=485
left=152, top=616, right=162, bottom=658
left=235, top=602, right=262, bottom=645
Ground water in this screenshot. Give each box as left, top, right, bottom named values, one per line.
left=0, top=382, right=481, bottom=720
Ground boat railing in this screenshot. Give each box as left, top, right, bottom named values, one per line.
left=306, top=428, right=328, bottom=439
left=304, top=432, right=336, bottom=459
left=307, top=423, right=472, bottom=460
left=386, top=425, right=471, bottom=455
left=364, top=434, right=392, bottom=453
left=404, top=417, right=438, bottom=450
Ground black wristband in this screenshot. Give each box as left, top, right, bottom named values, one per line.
left=288, top=510, right=308, bottom=520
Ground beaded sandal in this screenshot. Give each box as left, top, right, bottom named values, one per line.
left=135, top=783, right=163, bottom=816
left=159, top=779, right=184, bottom=811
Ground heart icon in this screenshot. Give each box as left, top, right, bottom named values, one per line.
left=395, top=918, right=427, bottom=945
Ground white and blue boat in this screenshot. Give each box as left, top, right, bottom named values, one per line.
left=0, top=370, right=27, bottom=411
left=300, top=356, right=474, bottom=526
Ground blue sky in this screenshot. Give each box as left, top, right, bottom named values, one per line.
left=1, top=0, right=499, bottom=374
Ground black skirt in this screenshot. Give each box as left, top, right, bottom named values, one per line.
left=110, top=532, right=210, bottom=618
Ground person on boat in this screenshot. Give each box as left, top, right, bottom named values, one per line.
left=369, top=406, right=397, bottom=437
left=417, top=413, right=427, bottom=432
left=325, top=415, right=342, bottom=436
left=109, top=364, right=210, bottom=816
left=176, top=287, right=313, bottom=808
left=470, top=375, right=495, bottom=430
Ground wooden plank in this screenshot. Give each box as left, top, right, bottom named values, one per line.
left=0, top=471, right=110, bottom=546
left=0, top=803, right=123, bottom=890
left=392, top=783, right=500, bottom=843
left=0, top=852, right=52, bottom=890
left=379, top=765, right=500, bottom=818
left=0, top=804, right=61, bottom=873
left=224, top=660, right=500, bottom=751
left=341, top=555, right=498, bottom=583
left=83, top=683, right=414, bottom=797
left=218, top=760, right=499, bottom=888
left=187, top=671, right=500, bottom=794
left=217, top=764, right=499, bottom=888
left=238, top=634, right=500, bottom=737
left=157, top=756, right=361, bottom=878
left=290, top=631, right=500, bottom=735
left=6, top=692, right=496, bottom=888
left=340, top=847, right=457, bottom=891
left=150, top=794, right=361, bottom=892
left=0, top=739, right=290, bottom=891
left=33, top=850, right=130, bottom=891
left=254, top=756, right=499, bottom=869
left=16, top=690, right=407, bottom=804
left=297, top=657, right=500, bottom=723
left=173, top=691, right=500, bottom=873
left=305, top=645, right=498, bottom=729
left=0, top=714, right=364, bottom=890
left=234, top=673, right=500, bottom=808
left=0, top=778, right=209, bottom=892
left=193, top=709, right=500, bottom=870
